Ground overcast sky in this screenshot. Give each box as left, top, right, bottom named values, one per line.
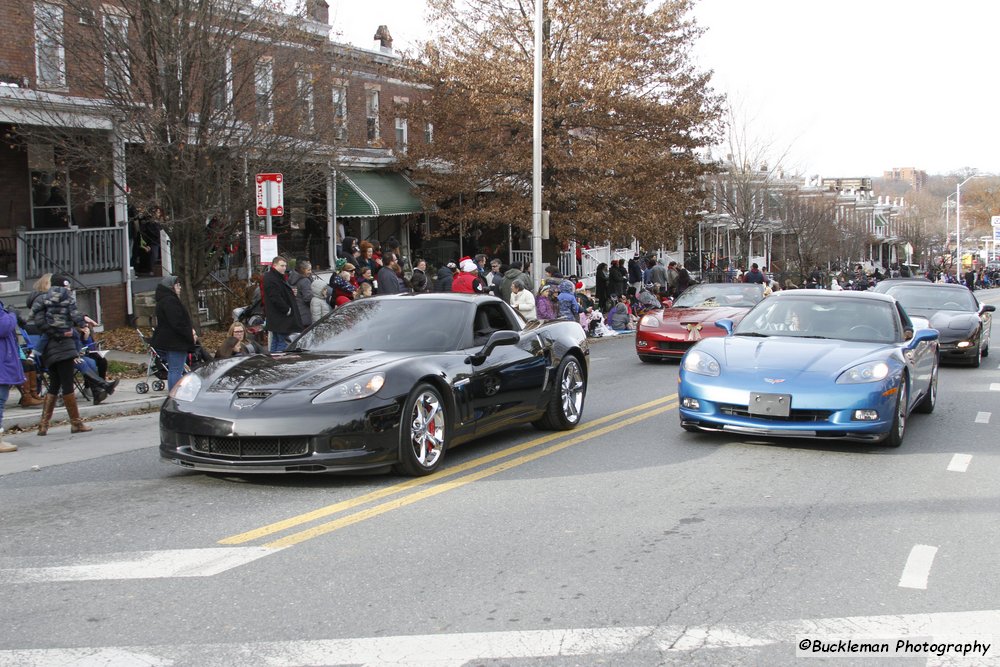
left=329, top=0, right=1000, bottom=179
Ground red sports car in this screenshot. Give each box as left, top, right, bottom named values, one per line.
left=635, top=283, right=766, bottom=362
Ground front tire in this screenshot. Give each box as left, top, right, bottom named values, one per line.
left=393, top=383, right=448, bottom=476
left=970, top=342, right=982, bottom=368
left=533, top=355, right=587, bottom=430
left=885, top=380, right=908, bottom=447
left=915, top=361, right=937, bottom=414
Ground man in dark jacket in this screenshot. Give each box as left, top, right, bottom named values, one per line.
left=150, top=276, right=196, bottom=391
left=628, top=254, right=643, bottom=290
left=376, top=253, right=406, bottom=294
left=743, top=263, right=765, bottom=284
left=500, top=262, right=531, bottom=303
left=263, top=256, right=302, bottom=352
left=435, top=263, right=455, bottom=292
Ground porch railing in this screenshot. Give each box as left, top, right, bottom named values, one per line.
left=16, top=227, right=127, bottom=283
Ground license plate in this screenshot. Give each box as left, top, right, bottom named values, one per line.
left=748, top=392, right=791, bottom=417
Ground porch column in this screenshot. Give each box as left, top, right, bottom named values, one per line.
left=111, top=124, right=133, bottom=317
left=326, top=166, right=336, bottom=267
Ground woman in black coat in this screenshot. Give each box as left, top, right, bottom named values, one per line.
left=608, top=260, right=628, bottom=298
left=595, top=262, right=610, bottom=313
left=150, top=276, right=196, bottom=391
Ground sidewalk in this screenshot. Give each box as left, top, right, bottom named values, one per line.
left=2, top=350, right=166, bottom=431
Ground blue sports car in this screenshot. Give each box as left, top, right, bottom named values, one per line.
left=678, top=291, right=939, bottom=447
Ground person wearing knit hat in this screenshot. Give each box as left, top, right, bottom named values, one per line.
left=453, top=258, right=486, bottom=294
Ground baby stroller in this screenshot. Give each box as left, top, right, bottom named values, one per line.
left=134, top=329, right=170, bottom=393
left=134, top=328, right=212, bottom=393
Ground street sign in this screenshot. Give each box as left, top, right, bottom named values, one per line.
left=259, top=234, right=278, bottom=264
left=993, top=228, right=1000, bottom=242
left=255, top=173, right=284, bottom=217
left=992, top=215, right=1000, bottom=228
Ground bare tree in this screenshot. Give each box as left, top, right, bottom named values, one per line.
left=774, top=192, right=839, bottom=282
left=401, top=0, right=724, bottom=248
left=19, top=0, right=335, bottom=320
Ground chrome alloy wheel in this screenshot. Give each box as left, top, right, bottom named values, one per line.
left=410, top=390, right=445, bottom=468
left=895, top=382, right=907, bottom=440
left=560, top=359, right=585, bottom=424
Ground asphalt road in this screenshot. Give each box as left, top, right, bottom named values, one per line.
left=2, top=293, right=1000, bottom=666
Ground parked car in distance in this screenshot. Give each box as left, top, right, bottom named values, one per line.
left=678, top=291, right=939, bottom=447
left=635, top=283, right=766, bottom=362
left=871, top=279, right=994, bottom=367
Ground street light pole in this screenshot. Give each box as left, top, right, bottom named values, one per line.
left=956, top=175, right=985, bottom=284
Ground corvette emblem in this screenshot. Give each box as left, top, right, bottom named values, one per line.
left=763, top=378, right=785, bottom=384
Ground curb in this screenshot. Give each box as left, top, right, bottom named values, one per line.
left=4, top=396, right=165, bottom=431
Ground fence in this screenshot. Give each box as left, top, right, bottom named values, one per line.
left=16, top=227, right=127, bottom=282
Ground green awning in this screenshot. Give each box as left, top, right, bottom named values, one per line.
left=336, top=171, right=423, bottom=218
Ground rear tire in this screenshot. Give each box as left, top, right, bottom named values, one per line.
left=393, top=383, right=448, bottom=477
left=885, top=380, right=908, bottom=448
left=533, top=355, right=586, bottom=430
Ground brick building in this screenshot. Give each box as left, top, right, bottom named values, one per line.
left=0, top=0, right=427, bottom=327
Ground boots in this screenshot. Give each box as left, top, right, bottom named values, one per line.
left=64, top=394, right=92, bottom=433
left=37, top=394, right=57, bottom=436
left=18, top=372, right=43, bottom=408
left=0, top=429, right=16, bottom=453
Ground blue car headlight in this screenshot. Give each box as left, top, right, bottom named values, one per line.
left=836, top=361, right=889, bottom=384
left=313, top=372, right=386, bottom=404
left=169, top=373, right=202, bottom=401
left=682, top=350, right=721, bottom=376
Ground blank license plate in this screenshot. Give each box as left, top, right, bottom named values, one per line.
left=748, top=392, right=791, bottom=417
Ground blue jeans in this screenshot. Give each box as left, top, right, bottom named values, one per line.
left=163, top=350, right=187, bottom=391
left=0, top=384, right=10, bottom=431
left=270, top=333, right=290, bottom=353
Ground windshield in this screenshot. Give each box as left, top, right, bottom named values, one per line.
left=735, top=296, right=900, bottom=343
left=294, top=298, right=469, bottom=353
left=673, top=283, right=765, bottom=309
left=886, top=286, right=977, bottom=312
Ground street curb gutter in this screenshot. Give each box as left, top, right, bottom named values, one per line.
left=4, top=398, right=165, bottom=431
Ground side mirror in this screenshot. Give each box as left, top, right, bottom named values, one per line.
left=715, top=318, right=735, bottom=335
left=467, top=330, right=519, bottom=365
left=908, top=328, right=938, bottom=348
left=982, top=304, right=996, bottom=313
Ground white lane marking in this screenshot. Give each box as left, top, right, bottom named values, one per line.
left=3, top=609, right=1000, bottom=666
left=947, top=454, right=972, bottom=473
left=975, top=411, right=992, bottom=424
left=990, top=384, right=1000, bottom=392
left=899, top=544, right=939, bottom=589
left=0, top=547, right=282, bottom=583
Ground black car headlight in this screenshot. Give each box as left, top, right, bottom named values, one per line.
left=313, top=373, right=386, bottom=404
left=169, top=373, right=202, bottom=401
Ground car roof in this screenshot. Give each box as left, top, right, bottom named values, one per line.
left=876, top=279, right=967, bottom=291
left=768, top=289, right=897, bottom=304
left=370, top=293, right=506, bottom=304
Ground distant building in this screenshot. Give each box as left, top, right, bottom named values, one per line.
left=883, top=167, right=927, bottom=191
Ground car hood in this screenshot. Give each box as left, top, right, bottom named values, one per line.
left=906, top=310, right=980, bottom=336
left=204, top=351, right=409, bottom=393
left=710, top=335, right=896, bottom=375
left=657, top=306, right=750, bottom=328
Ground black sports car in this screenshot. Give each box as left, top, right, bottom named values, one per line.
left=160, top=294, right=589, bottom=475
left=872, top=279, right=995, bottom=366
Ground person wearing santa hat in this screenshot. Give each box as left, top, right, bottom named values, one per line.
left=452, top=257, right=485, bottom=294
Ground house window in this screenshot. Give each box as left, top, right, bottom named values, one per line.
left=28, top=145, right=70, bottom=229
left=298, top=71, right=314, bottom=134
left=425, top=122, right=433, bottom=144
left=395, top=117, right=408, bottom=152
left=332, top=84, right=347, bottom=140
left=103, top=12, right=130, bottom=94
left=366, top=89, right=380, bottom=142
left=34, top=2, right=65, bottom=88
left=255, top=58, right=273, bottom=126
left=210, top=49, right=233, bottom=112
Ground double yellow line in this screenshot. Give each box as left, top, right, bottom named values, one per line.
left=219, top=393, right=678, bottom=549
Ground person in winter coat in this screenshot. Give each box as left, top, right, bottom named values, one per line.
left=311, top=283, right=333, bottom=322
left=435, top=263, right=455, bottom=292
left=286, top=259, right=315, bottom=327
left=31, top=273, right=98, bottom=435
left=606, top=293, right=633, bottom=331
left=0, top=299, right=26, bottom=451
left=608, top=260, right=628, bottom=296
left=453, top=258, right=485, bottom=293
left=673, top=265, right=694, bottom=297
left=74, top=325, right=119, bottom=405
left=150, top=275, right=197, bottom=392
left=556, top=279, right=581, bottom=321
left=595, top=262, right=610, bottom=313
left=410, top=259, right=431, bottom=294
left=628, top=254, right=643, bottom=290
left=376, top=255, right=405, bottom=294
left=535, top=280, right=559, bottom=321
left=500, top=263, right=530, bottom=303
left=263, top=256, right=302, bottom=352
left=509, top=279, right=536, bottom=320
